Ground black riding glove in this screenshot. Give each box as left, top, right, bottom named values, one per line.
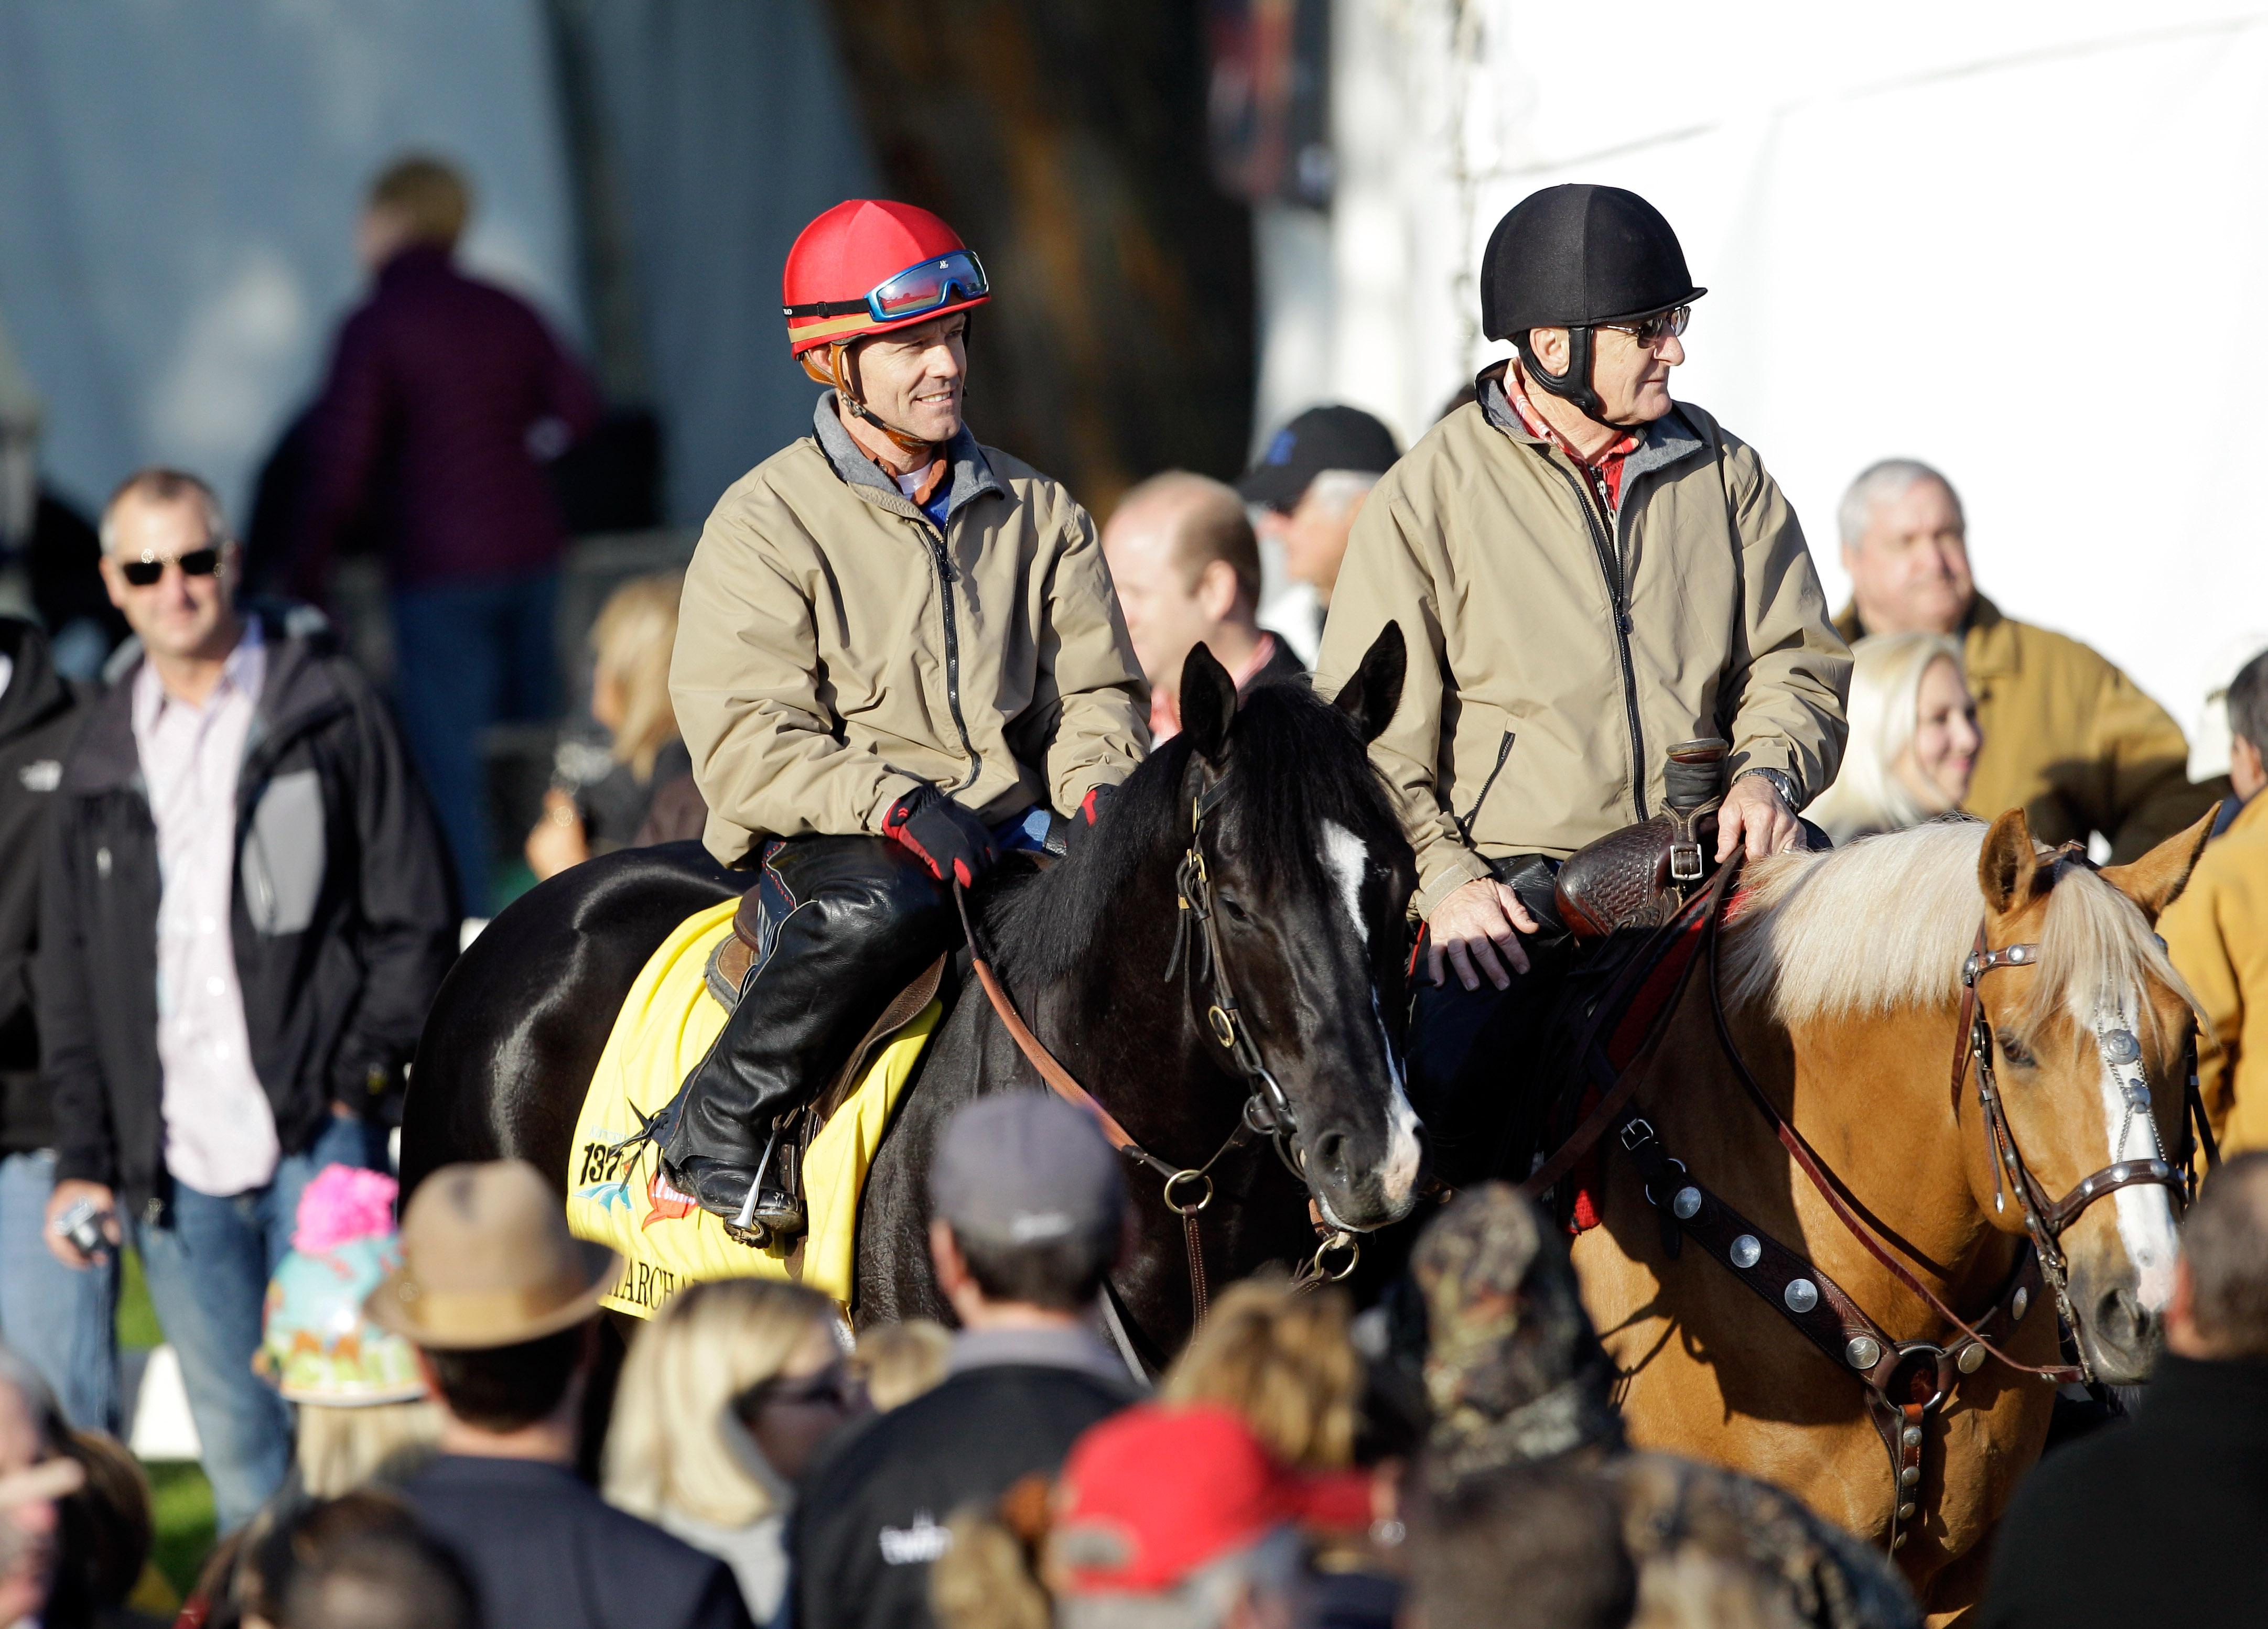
left=882, top=783, right=997, bottom=887
left=1065, top=783, right=1115, bottom=860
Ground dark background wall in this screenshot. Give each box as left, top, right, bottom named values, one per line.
left=820, top=1, right=1255, bottom=514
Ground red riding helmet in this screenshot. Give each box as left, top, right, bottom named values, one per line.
left=781, top=199, right=991, bottom=357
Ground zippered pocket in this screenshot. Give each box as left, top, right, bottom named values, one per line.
left=1455, top=730, right=1516, bottom=842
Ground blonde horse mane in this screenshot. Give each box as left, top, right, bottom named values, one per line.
left=1721, top=817, right=2195, bottom=1042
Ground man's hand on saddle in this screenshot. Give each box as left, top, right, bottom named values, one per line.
left=1716, top=771, right=1801, bottom=861
left=883, top=783, right=998, bottom=887
left=1427, top=877, right=1539, bottom=991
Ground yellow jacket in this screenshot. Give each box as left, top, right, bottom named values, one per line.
left=2161, top=793, right=2268, bottom=1152
left=672, top=395, right=1148, bottom=865
left=1320, top=374, right=1849, bottom=920
left=1834, top=596, right=2217, bottom=863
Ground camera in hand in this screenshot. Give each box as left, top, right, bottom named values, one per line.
left=52, top=1196, right=113, bottom=1263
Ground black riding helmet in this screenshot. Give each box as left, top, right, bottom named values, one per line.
left=1479, top=184, right=1705, bottom=430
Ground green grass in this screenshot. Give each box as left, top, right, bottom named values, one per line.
left=120, top=1247, right=218, bottom=1598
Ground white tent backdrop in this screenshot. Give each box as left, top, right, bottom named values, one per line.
left=0, top=1, right=581, bottom=523
left=1314, top=1, right=2268, bottom=735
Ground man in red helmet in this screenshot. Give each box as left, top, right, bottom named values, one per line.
left=660, top=200, right=1147, bottom=1232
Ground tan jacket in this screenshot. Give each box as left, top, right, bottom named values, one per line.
left=1832, top=596, right=2218, bottom=863
left=1317, top=373, right=1850, bottom=919
left=2161, top=792, right=2267, bottom=1152
left=672, top=396, right=1148, bottom=865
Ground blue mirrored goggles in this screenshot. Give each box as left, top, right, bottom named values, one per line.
left=786, top=250, right=989, bottom=328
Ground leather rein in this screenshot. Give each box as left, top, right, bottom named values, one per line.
left=1525, top=848, right=2215, bottom=1554
left=952, top=774, right=1359, bottom=1326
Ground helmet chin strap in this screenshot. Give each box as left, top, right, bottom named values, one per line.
left=1512, top=329, right=1647, bottom=435
left=812, top=341, right=945, bottom=460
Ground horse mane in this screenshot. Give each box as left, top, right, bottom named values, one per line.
left=983, top=682, right=1403, bottom=989
left=1721, top=816, right=2196, bottom=1042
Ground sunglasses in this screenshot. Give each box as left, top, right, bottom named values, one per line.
left=120, top=547, right=222, bottom=588
left=1598, top=305, right=1691, bottom=346
left=736, top=1365, right=855, bottom=1416
left=785, top=251, right=989, bottom=328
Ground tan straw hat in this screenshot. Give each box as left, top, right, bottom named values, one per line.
left=365, top=1159, right=621, bottom=1350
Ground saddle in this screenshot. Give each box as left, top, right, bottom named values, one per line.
left=1553, top=739, right=1726, bottom=946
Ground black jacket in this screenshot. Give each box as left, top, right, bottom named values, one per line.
left=0, top=620, right=88, bottom=1154
left=795, top=1355, right=1136, bottom=1629
left=402, top=1455, right=753, bottom=1629
left=39, top=604, right=456, bottom=1212
left=1979, top=1354, right=2268, bottom=1628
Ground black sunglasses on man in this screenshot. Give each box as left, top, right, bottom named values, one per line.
left=120, top=546, right=223, bottom=588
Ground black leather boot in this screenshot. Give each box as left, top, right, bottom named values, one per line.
left=663, top=835, right=954, bottom=1231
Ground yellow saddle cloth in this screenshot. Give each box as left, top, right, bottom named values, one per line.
left=564, top=897, right=940, bottom=1318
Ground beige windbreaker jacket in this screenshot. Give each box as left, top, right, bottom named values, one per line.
left=1316, top=369, right=1851, bottom=920
left=672, top=394, right=1148, bottom=866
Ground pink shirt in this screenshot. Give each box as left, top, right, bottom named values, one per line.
left=1149, top=633, right=1279, bottom=744
left=132, top=625, right=280, bottom=1197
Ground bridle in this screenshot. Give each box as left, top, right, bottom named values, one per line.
left=1953, top=918, right=2202, bottom=1380
left=954, top=770, right=1363, bottom=1327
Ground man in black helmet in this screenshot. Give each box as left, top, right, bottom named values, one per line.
left=1315, top=184, right=1849, bottom=1182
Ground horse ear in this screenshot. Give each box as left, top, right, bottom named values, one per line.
left=2101, top=802, right=2220, bottom=925
left=1332, top=622, right=1407, bottom=746
left=1178, top=642, right=1238, bottom=764
left=1978, top=808, right=2049, bottom=917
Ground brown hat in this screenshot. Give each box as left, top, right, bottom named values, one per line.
left=366, top=1160, right=620, bottom=1350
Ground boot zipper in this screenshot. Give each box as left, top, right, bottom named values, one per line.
left=1456, top=730, right=1516, bottom=842
left=1545, top=456, right=1648, bottom=820
left=920, top=516, right=984, bottom=794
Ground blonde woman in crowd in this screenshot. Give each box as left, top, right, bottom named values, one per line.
left=604, top=1280, right=862, bottom=1625
left=1160, top=1275, right=1359, bottom=1469
left=1805, top=632, right=1983, bottom=844
left=850, top=1320, right=953, bottom=1413
left=526, top=571, right=706, bottom=879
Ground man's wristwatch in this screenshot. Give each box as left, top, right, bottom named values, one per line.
left=1733, top=767, right=1799, bottom=810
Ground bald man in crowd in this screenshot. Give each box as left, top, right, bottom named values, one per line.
left=1100, top=472, right=1305, bottom=742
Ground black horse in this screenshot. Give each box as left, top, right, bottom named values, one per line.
left=398, top=626, right=1420, bottom=1366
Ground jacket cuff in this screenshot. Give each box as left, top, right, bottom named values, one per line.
left=1414, top=847, right=1496, bottom=923
left=52, top=1148, right=115, bottom=1190
left=1729, top=742, right=1802, bottom=806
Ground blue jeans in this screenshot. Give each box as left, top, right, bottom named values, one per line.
left=392, top=568, right=560, bottom=915
left=0, top=1149, right=119, bottom=1432
left=131, top=1116, right=375, bottom=1533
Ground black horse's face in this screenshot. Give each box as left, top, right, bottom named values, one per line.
left=1176, top=626, right=1424, bottom=1231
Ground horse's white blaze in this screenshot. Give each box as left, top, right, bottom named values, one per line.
left=1320, top=821, right=1369, bottom=946
left=2093, top=998, right=2179, bottom=1312
left=1321, top=820, right=1423, bottom=1206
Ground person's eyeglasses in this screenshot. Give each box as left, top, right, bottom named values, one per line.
left=1598, top=305, right=1690, bottom=346
left=120, top=547, right=222, bottom=588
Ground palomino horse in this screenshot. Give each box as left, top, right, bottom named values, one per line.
left=1566, top=807, right=2213, bottom=1624
left=398, top=629, right=1423, bottom=1367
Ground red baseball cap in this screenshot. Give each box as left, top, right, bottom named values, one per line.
left=1050, top=1405, right=1374, bottom=1594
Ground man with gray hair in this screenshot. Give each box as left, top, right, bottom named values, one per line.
left=1980, top=1152, right=2268, bottom=1628
left=1834, top=457, right=2210, bottom=860
left=795, top=1093, right=1140, bottom=1629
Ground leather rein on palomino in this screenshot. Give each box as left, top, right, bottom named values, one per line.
left=953, top=775, right=1360, bottom=1327
left=1526, top=848, right=2216, bottom=1556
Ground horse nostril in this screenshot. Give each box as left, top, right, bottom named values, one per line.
left=2096, top=1287, right=2152, bottom=1351
left=1311, top=1129, right=1349, bottom=1178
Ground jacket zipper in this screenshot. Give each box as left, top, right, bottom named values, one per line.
left=919, top=514, right=984, bottom=794
left=1545, top=456, right=1648, bottom=820
left=1456, top=730, right=1516, bottom=842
